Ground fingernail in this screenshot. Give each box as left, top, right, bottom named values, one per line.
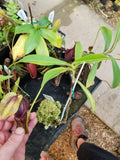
left=15, top=127, right=24, bottom=135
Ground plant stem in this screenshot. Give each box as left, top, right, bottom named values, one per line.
left=26, top=87, right=43, bottom=133
left=92, top=29, right=100, bottom=49
left=47, top=44, right=58, bottom=58
left=7, top=68, right=10, bottom=92
left=5, top=29, right=12, bottom=52
left=12, top=34, right=16, bottom=50
left=28, top=3, right=33, bottom=24
left=60, top=62, right=86, bottom=122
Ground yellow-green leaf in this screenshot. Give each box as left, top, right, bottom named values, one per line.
left=12, top=34, right=28, bottom=61
left=110, top=20, right=120, bottom=51
left=0, top=92, right=2, bottom=99
left=75, top=42, right=83, bottom=60
left=24, top=29, right=40, bottom=54
left=39, top=16, right=51, bottom=27
left=52, top=19, right=61, bottom=32
left=0, top=82, right=4, bottom=94
left=111, top=58, right=120, bottom=88
left=0, top=92, right=23, bottom=119
left=40, top=28, right=62, bottom=48
left=18, top=55, right=71, bottom=67
left=41, top=67, right=70, bottom=90
left=86, top=63, right=98, bottom=88
left=77, top=80, right=95, bottom=113
left=35, top=36, right=49, bottom=56
left=100, top=26, right=112, bottom=52
left=73, top=54, right=111, bottom=67
left=0, top=75, right=12, bottom=82
left=15, top=24, right=34, bottom=34
left=12, top=77, right=20, bottom=93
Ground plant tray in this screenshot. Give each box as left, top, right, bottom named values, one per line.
left=20, top=73, right=101, bottom=160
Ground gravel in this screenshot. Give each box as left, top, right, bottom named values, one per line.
left=48, top=106, right=120, bottom=160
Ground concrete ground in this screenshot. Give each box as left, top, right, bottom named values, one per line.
left=20, top=0, right=120, bottom=135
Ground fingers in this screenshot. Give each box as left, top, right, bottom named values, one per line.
left=0, top=115, right=15, bottom=131
left=22, top=112, right=37, bottom=144
left=29, top=112, right=36, bottom=121
left=0, top=132, right=5, bottom=146
left=28, top=112, right=37, bottom=134
left=0, top=127, right=25, bottom=160
left=7, top=115, right=14, bottom=122
left=0, top=118, right=4, bottom=130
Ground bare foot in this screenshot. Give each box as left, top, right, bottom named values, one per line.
left=40, top=151, right=54, bottom=160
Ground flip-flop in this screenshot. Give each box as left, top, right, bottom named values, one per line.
left=70, top=114, right=88, bottom=152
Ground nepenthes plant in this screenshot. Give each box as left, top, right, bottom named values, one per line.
left=0, top=10, right=120, bottom=132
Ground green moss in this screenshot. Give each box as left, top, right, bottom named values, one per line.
left=37, top=99, right=62, bottom=129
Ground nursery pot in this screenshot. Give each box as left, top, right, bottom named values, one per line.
left=19, top=73, right=101, bottom=160
left=0, top=44, right=101, bottom=160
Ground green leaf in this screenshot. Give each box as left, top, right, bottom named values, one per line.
left=0, top=75, right=12, bottom=82
left=75, top=42, right=83, bottom=60
left=41, top=67, right=70, bottom=90
left=39, top=16, right=51, bottom=27
left=73, top=54, right=111, bottom=67
left=77, top=80, right=95, bottom=112
left=40, top=28, right=62, bottom=48
left=100, top=26, right=112, bottom=52
left=110, top=20, right=120, bottom=51
left=12, top=77, right=20, bottom=93
left=15, top=24, right=34, bottom=34
left=35, top=35, right=49, bottom=56
left=86, top=63, right=98, bottom=88
left=18, top=55, right=71, bottom=67
left=24, top=29, right=40, bottom=54
left=110, top=56, right=120, bottom=88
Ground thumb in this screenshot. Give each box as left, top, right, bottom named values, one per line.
left=0, top=127, right=25, bottom=160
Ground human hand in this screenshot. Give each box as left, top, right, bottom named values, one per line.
left=0, top=112, right=37, bottom=160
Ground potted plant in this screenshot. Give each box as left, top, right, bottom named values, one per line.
left=0, top=0, right=120, bottom=158
left=0, top=0, right=24, bottom=64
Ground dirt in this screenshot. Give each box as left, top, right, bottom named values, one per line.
left=48, top=106, right=120, bottom=160
left=85, top=0, right=120, bottom=27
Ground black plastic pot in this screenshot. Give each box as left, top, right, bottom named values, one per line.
left=0, top=45, right=101, bottom=160
left=0, top=46, right=10, bottom=65
left=20, top=73, right=101, bottom=160
left=100, top=0, right=108, bottom=5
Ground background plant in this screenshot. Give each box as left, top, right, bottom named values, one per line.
left=12, top=17, right=62, bottom=61
left=0, top=0, right=23, bottom=49
left=115, top=0, right=120, bottom=6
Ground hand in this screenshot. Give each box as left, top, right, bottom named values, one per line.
left=0, top=112, right=37, bottom=160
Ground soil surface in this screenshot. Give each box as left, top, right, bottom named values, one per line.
left=46, top=1, right=120, bottom=159
left=48, top=106, right=120, bottom=160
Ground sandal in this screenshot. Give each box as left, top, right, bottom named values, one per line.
left=70, top=114, right=88, bottom=152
